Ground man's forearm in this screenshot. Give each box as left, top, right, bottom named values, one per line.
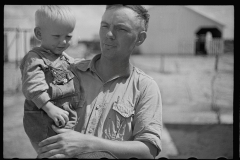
left=87, top=136, right=157, bottom=159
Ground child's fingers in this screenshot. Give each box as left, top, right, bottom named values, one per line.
left=54, top=118, right=60, bottom=127
left=54, top=117, right=65, bottom=127
left=58, top=117, right=66, bottom=127
left=62, top=113, right=69, bottom=123
left=64, top=110, right=69, bottom=116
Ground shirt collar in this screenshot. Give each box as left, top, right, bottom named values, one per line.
left=89, top=54, right=101, bottom=72
left=77, top=53, right=134, bottom=80
left=76, top=54, right=101, bottom=72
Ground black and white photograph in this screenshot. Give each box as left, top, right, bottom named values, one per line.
left=4, top=5, right=234, bottom=159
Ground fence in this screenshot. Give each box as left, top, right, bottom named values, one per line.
left=178, top=39, right=224, bottom=55
left=207, top=39, right=224, bottom=55
left=4, top=27, right=32, bottom=93
left=4, top=27, right=32, bottom=65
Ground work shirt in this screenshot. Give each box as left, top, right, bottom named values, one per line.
left=71, top=54, right=162, bottom=154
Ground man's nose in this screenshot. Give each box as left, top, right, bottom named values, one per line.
left=106, top=29, right=115, bottom=39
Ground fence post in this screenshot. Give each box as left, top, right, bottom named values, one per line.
left=215, top=54, right=219, bottom=71
left=213, top=39, right=224, bottom=72
left=160, top=54, right=165, bottom=73
left=15, top=28, right=19, bottom=69
left=24, top=30, right=27, bottom=55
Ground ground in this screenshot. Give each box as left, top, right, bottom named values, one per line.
left=3, top=53, right=234, bottom=158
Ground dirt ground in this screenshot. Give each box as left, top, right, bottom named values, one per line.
left=165, top=123, right=233, bottom=159
left=3, top=53, right=234, bottom=158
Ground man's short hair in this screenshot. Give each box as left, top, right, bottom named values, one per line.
left=106, top=5, right=150, bottom=32
left=35, top=5, right=76, bottom=28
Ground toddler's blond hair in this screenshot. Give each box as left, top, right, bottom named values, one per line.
left=35, top=5, right=76, bottom=29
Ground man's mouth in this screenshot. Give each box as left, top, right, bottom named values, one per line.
left=104, top=44, right=116, bottom=47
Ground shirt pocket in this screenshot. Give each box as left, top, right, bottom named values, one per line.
left=105, top=100, right=135, bottom=141
left=112, top=101, right=135, bottom=118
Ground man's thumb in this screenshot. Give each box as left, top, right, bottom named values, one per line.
left=51, top=125, right=71, bottom=134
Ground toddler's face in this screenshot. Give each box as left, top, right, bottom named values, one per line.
left=40, top=22, right=74, bottom=55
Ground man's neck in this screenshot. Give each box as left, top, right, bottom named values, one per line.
left=95, top=56, right=131, bottom=83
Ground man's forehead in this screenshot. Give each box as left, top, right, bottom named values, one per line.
left=102, top=7, right=139, bottom=25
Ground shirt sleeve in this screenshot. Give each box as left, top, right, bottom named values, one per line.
left=133, top=77, right=163, bottom=156
left=20, top=51, right=51, bottom=109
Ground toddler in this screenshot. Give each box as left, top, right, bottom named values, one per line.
left=20, top=5, right=84, bottom=154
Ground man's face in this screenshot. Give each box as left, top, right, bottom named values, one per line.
left=40, top=21, right=74, bottom=55
left=99, top=7, right=142, bottom=60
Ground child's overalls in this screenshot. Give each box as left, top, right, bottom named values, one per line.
left=23, top=47, right=84, bottom=152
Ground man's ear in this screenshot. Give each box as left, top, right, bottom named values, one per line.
left=136, top=31, right=147, bottom=46
left=34, top=27, right=42, bottom=40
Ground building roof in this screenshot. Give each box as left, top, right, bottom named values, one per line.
left=147, top=5, right=225, bottom=28
left=183, top=6, right=225, bottom=28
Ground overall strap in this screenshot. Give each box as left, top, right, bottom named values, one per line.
left=62, top=52, right=75, bottom=64
left=31, top=47, right=53, bottom=67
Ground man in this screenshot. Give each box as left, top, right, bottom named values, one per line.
left=37, top=5, right=162, bottom=159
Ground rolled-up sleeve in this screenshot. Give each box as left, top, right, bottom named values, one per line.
left=20, top=52, right=51, bottom=109
left=133, top=78, right=162, bottom=155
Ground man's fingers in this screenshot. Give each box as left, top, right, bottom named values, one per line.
left=38, top=134, right=59, bottom=147
left=49, top=154, right=67, bottom=159
left=37, top=148, right=62, bottom=158
left=52, top=124, right=72, bottom=134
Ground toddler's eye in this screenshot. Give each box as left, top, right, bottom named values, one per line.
left=66, top=36, right=72, bottom=39
left=53, top=35, right=60, bottom=38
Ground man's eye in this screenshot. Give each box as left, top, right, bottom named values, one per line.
left=101, top=25, right=108, bottom=28
left=53, top=35, right=60, bottom=38
left=120, top=28, right=127, bottom=31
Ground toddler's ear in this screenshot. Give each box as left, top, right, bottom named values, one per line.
left=34, top=27, right=42, bottom=40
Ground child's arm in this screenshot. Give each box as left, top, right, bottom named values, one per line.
left=42, top=101, right=69, bottom=127
left=20, top=51, right=51, bottom=109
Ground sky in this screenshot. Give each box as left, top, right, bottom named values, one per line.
left=4, top=5, right=234, bottom=42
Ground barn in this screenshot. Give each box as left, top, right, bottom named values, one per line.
left=139, top=5, right=225, bottom=55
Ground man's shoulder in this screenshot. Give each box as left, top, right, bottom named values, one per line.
left=134, top=67, right=154, bottom=81
left=73, top=59, right=91, bottom=71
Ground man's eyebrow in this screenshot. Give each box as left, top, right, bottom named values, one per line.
left=101, top=21, right=108, bottom=25
left=100, top=21, right=131, bottom=29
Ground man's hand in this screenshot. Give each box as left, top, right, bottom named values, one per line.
left=37, top=125, right=90, bottom=158
left=37, top=125, right=157, bottom=159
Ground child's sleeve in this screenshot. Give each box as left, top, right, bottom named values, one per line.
left=20, top=51, right=51, bottom=109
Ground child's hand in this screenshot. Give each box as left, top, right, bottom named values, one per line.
left=42, top=102, right=69, bottom=127
left=48, top=106, right=69, bottom=127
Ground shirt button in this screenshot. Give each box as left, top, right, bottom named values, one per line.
left=96, top=105, right=100, bottom=110
left=63, top=78, right=67, bottom=83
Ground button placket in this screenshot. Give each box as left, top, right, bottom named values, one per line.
left=85, top=88, right=104, bottom=135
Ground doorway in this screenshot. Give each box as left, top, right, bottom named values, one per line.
left=195, top=27, right=222, bottom=55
